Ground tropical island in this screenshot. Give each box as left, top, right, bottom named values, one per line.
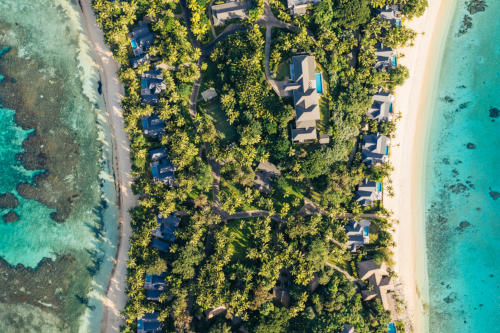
left=90, top=0, right=427, bottom=332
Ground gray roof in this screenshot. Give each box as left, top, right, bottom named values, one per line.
left=357, top=260, right=394, bottom=310
left=212, top=1, right=251, bottom=26
left=144, top=273, right=167, bottom=291
left=288, top=55, right=320, bottom=142
left=368, top=90, right=394, bottom=122
left=141, top=69, right=166, bottom=105
left=129, top=24, right=154, bottom=56
left=254, top=161, right=281, bottom=193
left=345, top=220, right=371, bottom=251
left=375, top=43, right=396, bottom=70
left=361, top=133, right=390, bottom=166
left=379, top=5, right=401, bottom=24
left=341, top=324, right=355, bottom=333
left=153, top=213, right=180, bottom=242
left=141, top=113, right=165, bottom=137
left=356, top=179, right=382, bottom=206
left=131, top=53, right=151, bottom=69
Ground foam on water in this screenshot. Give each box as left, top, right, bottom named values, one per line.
left=0, top=0, right=118, bottom=331
left=423, top=1, right=500, bottom=332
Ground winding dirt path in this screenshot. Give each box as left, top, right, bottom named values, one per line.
left=80, top=1, right=138, bottom=332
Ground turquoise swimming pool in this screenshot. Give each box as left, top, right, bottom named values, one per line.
left=315, top=72, right=323, bottom=94
left=376, top=182, right=382, bottom=192
left=131, top=39, right=138, bottom=49
left=388, top=322, right=396, bottom=333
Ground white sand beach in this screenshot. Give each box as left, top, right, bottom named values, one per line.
left=79, top=1, right=137, bottom=332
left=384, top=0, right=456, bottom=331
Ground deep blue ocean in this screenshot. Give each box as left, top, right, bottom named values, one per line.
left=424, top=1, right=500, bottom=332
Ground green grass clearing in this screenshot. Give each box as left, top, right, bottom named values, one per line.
left=227, top=219, right=256, bottom=262
left=275, top=61, right=290, bottom=81
left=200, top=100, right=237, bottom=143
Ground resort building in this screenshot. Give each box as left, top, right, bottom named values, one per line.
left=379, top=5, right=402, bottom=27
left=137, top=312, right=162, bottom=333
left=254, top=161, right=281, bottom=194
left=374, top=43, right=397, bottom=70
left=141, top=69, right=166, bottom=105
left=361, top=133, right=390, bottom=166
left=356, top=179, right=382, bottom=206
left=141, top=113, right=165, bottom=138
left=211, top=1, right=251, bottom=26
left=201, top=87, right=218, bottom=102
left=287, top=0, right=321, bottom=15
left=153, top=213, right=180, bottom=243
left=128, top=23, right=154, bottom=57
left=341, top=324, right=355, bottom=333
left=131, top=53, right=151, bottom=69
left=285, top=55, right=323, bottom=143
left=345, top=220, right=371, bottom=252
left=149, top=148, right=175, bottom=185
left=368, top=90, right=394, bottom=122
left=357, top=260, right=395, bottom=311
left=144, top=273, right=167, bottom=291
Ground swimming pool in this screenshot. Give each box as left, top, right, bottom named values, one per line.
left=392, top=56, right=397, bottom=67
left=131, top=39, right=138, bottom=49
left=315, top=72, right=323, bottom=94
left=363, top=226, right=369, bottom=237
left=388, top=322, right=396, bottom=333
left=385, top=145, right=389, bottom=155
left=376, top=182, right=382, bottom=192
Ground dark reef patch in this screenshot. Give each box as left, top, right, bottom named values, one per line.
left=466, top=0, right=487, bottom=14
left=456, top=221, right=471, bottom=232
left=2, top=210, right=19, bottom=223
left=489, top=190, right=499, bottom=200
left=466, top=143, right=476, bottom=149
left=489, top=107, right=499, bottom=118
left=0, top=46, right=81, bottom=222
left=0, top=193, right=18, bottom=209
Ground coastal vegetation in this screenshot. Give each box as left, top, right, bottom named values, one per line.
left=93, top=0, right=426, bottom=331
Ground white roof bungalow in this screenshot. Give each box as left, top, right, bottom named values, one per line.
left=212, top=1, right=251, bottom=26
left=361, top=133, right=390, bottom=166
left=287, top=0, right=321, bottom=15
left=356, top=179, right=382, bottom=206
left=368, top=90, right=394, bottom=122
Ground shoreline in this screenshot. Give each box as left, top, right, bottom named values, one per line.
left=79, top=1, right=137, bottom=332
left=384, top=0, right=457, bottom=331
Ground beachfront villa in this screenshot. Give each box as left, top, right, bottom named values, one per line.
left=254, top=161, right=281, bottom=194
left=379, top=5, right=402, bottom=27
left=149, top=148, right=175, bottom=185
left=128, top=23, right=154, bottom=57
left=357, top=260, right=395, bottom=311
left=345, top=220, right=371, bottom=252
left=131, top=53, right=151, bottom=69
left=361, top=133, right=390, bottom=166
left=368, top=90, right=394, bottom=122
left=285, top=55, right=325, bottom=143
left=211, top=1, right=251, bottom=26
left=287, top=0, right=321, bottom=15
left=375, top=43, right=397, bottom=70
left=141, top=113, right=165, bottom=138
left=137, top=312, right=162, bottom=333
left=153, top=213, right=180, bottom=243
left=141, top=69, right=166, bottom=105
left=356, top=179, right=382, bottom=206
left=144, top=273, right=167, bottom=291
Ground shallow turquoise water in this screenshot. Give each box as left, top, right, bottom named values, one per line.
left=0, top=1, right=118, bottom=332
left=424, top=1, right=500, bottom=332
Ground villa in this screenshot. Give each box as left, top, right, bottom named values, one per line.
left=254, top=161, right=281, bottom=194
left=368, top=90, right=394, bottom=122
left=131, top=53, right=151, bottom=69
left=149, top=148, right=175, bottom=185
left=141, top=69, right=166, bottom=105
left=345, top=220, right=371, bottom=252
left=153, top=213, right=180, bottom=243
left=144, top=273, right=167, bottom=291
left=357, top=260, right=395, bottom=311
left=375, top=43, right=397, bottom=70
left=211, top=1, right=251, bottom=26
left=379, top=5, right=402, bottom=27
left=128, top=23, right=154, bottom=57
left=287, top=0, right=321, bottom=15
left=285, top=55, right=322, bottom=143
left=356, top=179, right=382, bottom=206
left=361, top=133, right=390, bottom=166
left=201, top=87, right=218, bottom=102
left=137, top=312, right=162, bottom=333
left=141, top=113, right=165, bottom=137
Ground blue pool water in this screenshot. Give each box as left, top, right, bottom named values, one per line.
left=142, top=79, right=147, bottom=89
left=392, top=56, right=397, bottom=67
left=423, top=1, right=500, bottom=332
left=376, top=182, right=382, bottom=192
left=315, top=72, right=323, bottom=94
left=385, top=145, right=389, bottom=155
left=388, top=322, right=396, bottom=333
left=363, top=226, right=369, bottom=237
left=131, top=39, right=138, bottom=49
left=389, top=103, right=393, bottom=113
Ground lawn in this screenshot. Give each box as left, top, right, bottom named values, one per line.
left=275, top=61, right=290, bottom=81
left=200, top=100, right=238, bottom=143
left=227, top=219, right=256, bottom=262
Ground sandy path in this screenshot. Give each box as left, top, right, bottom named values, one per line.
left=384, top=0, right=456, bottom=331
left=79, top=1, right=137, bottom=332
